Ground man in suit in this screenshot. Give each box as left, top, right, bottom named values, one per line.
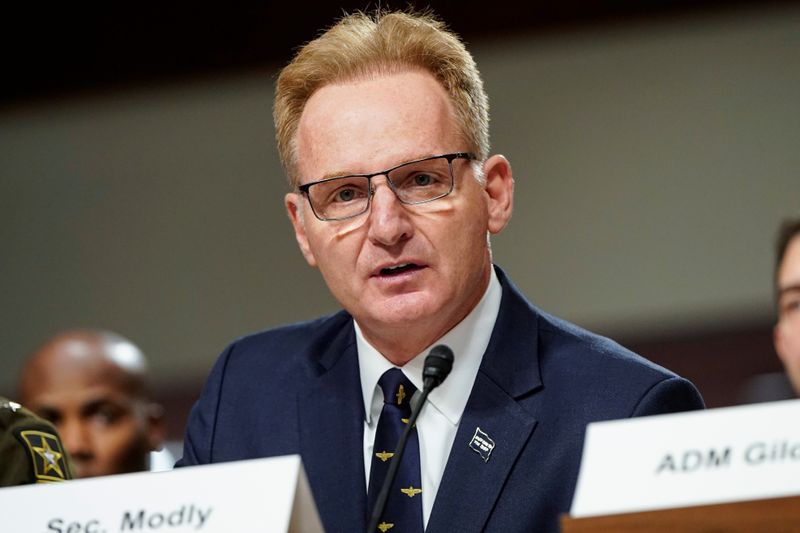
left=178, top=10, right=704, bottom=532
left=774, top=216, right=800, bottom=396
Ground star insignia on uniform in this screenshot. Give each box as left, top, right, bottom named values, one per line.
left=32, top=437, right=65, bottom=478
left=377, top=522, right=394, bottom=532
left=375, top=450, right=394, bottom=462
left=400, top=486, right=422, bottom=498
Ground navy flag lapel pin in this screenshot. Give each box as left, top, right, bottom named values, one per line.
left=469, top=427, right=495, bottom=462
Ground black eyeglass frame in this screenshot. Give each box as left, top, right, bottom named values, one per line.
left=297, top=152, right=476, bottom=221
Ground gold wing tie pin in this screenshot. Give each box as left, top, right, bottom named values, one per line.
left=400, top=486, right=422, bottom=498
left=395, top=384, right=406, bottom=405
left=375, top=450, right=394, bottom=462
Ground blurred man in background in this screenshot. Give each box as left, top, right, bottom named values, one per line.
left=774, top=216, right=800, bottom=396
left=18, top=329, right=166, bottom=478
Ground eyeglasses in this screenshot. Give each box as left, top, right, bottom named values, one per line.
left=298, top=152, right=475, bottom=221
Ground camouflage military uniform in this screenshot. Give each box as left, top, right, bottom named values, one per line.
left=0, top=396, right=74, bottom=486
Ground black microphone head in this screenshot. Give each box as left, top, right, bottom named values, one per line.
left=423, top=344, right=454, bottom=391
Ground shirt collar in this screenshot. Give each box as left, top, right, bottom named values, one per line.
left=357, top=267, right=502, bottom=426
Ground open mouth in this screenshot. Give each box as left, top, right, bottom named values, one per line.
left=379, top=263, right=423, bottom=276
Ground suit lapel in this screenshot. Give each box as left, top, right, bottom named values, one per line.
left=427, top=269, right=542, bottom=532
left=297, top=325, right=368, bottom=532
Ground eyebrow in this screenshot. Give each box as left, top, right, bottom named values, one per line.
left=778, top=284, right=800, bottom=297
left=317, top=153, right=442, bottom=181
left=34, top=405, right=62, bottom=420
left=80, top=397, right=124, bottom=414
left=318, top=169, right=360, bottom=181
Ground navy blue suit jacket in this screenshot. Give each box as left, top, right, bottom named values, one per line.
left=178, top=268, right=704, bottom=532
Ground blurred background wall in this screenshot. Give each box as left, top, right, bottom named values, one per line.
left=2, top=1, right=799, bottom=439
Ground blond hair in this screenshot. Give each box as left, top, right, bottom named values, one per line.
left=273, top=9, right=489, bottom=186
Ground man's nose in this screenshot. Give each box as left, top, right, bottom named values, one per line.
left=367, top=177, right=413, bottom=246
left=57, top=419, right=93, bottom=462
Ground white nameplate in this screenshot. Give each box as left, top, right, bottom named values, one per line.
left=0, top=455, right=323, bottom=533
left=571, top=399, right=800, bottom=517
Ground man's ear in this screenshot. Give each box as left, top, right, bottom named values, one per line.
left=775, top=323, right=787, bottom=364
left=482, top=155, right=514, bottom=234
left=285, top=192, right=318, bottom=267
left=146, top=403, right=166, bottom=452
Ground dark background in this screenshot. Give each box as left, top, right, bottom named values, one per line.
left=4, top=1, right=794, bottom=105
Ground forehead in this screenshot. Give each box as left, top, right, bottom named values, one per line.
left=779, top=235, right=800, bottom=288
left=26, top=384, right=135, bottom=416
left=22, top=347, right=140, bottom=406
left=295, top=70, right=460, bottom=181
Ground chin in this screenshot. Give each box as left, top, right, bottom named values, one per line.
left=367, top=295, right=442, bottom=326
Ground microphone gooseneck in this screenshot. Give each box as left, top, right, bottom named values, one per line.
left=367, top=344, right=455, bottom=533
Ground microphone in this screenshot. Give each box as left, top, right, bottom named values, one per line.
left=367, top=344, right=455, bottom=532
left=423, top=344, right=455, bottom=390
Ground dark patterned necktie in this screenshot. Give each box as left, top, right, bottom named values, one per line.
left=367, top=368, right=424, bottom=533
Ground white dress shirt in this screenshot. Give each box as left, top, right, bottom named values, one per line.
left=357, top=268, right=502, bottom=527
